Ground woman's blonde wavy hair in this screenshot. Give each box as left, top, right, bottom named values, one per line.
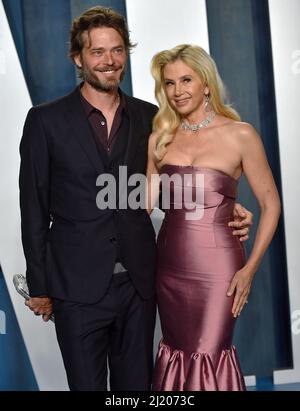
left=151, top=44, right=241, bottom=161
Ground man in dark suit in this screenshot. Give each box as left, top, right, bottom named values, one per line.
left=19, top=6, right=252, bottom=391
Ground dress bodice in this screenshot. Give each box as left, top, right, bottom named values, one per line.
left=160, top=164, right=238, bottom=225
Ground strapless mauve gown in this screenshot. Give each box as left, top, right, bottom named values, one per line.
left=152, top=164, right=246, bottom=391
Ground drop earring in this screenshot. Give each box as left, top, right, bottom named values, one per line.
left=204, top=94, right=211, bottom=112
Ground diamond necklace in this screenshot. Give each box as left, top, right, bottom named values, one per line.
left=181, top=110, right=216, bottom=131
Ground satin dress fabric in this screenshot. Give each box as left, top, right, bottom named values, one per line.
left=152, top=165, right=246, bottom=391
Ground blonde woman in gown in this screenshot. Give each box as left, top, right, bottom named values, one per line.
left=147, top=45, right=281, bottom=391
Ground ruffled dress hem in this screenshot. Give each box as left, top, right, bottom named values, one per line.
left=152, top=339, right=246, bottom=391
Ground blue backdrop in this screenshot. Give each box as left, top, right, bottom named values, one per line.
left=0, top=267, right=38, bottom=390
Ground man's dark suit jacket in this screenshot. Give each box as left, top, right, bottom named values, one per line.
left=19, top=87, right=158, bottom=303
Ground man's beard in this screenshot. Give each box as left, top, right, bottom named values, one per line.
left=81, top=62, right=125, bottom=92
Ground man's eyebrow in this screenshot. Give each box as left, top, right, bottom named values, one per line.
left=90, top=47, right=105, bottom=51
left=90, top=45, right=124, bottom=51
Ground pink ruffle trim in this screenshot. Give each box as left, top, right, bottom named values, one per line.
left=152, top=340, right=246, bottom=391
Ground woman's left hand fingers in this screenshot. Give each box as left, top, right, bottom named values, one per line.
left=232, top=289, right=243, bottom=315
left=234, top=295, right=249, bottom=317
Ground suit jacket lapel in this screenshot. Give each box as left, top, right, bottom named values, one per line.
left=63, top=87, right=105, bottom=174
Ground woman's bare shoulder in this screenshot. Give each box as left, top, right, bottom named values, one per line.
left=220, top=120, right=259, bottom=141
left=230, top=121, right=257, bottom=136
left=212, top=119, right=261, bottom=156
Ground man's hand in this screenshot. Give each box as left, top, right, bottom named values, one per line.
left=25, top=297, right=53, bottom=322
left=228, top=203, right=253, bottom=242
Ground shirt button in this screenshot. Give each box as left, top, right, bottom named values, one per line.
left=101, top=121, right=105, bottom=126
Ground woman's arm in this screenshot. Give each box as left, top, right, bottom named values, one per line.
left=227, top=123, right=281, bottom=317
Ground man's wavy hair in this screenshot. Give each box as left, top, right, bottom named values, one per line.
left=69, top=6, right=136, bottom=76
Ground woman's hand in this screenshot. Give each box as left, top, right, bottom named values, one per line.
left=227, top=268, right=255, bottom=318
